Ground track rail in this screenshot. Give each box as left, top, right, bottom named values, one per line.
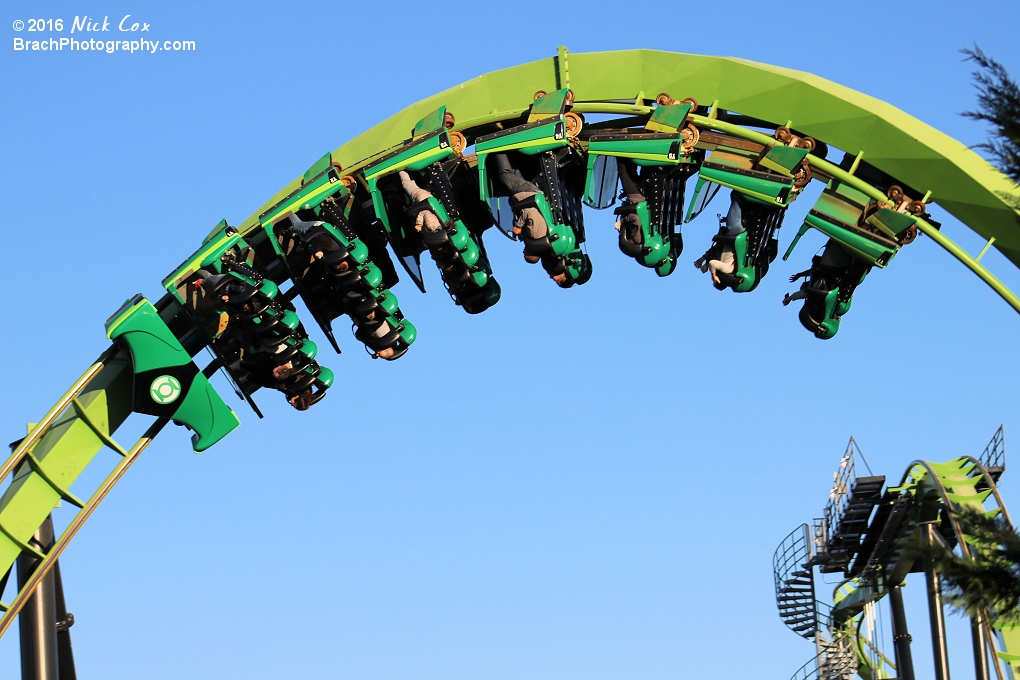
left=779, top=433, right=1020, bottom=680
left=5, top=48, right=1020, bottom=660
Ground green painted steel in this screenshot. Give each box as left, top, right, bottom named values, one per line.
left=0, top=358, right=132, bottom=585
left=821, top=455, right=1020, bottom=679
left=237, top=48, right=1019, bottom=268
left=6, top=47, right=1020, bottom=660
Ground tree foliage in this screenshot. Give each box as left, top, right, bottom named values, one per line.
left=963, top=46, right=1020, bottom=186
left=912, top=508, right=1020, bottom=623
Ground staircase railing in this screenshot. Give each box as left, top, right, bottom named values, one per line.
left=775, top=524, right=821, bottom=639
left=789, top=626, right=859, bottom=680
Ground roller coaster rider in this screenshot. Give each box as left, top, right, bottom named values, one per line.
left=491, top=153, right=569, bottom=286
left=782, top=239, right=852, bottom=307
left=281, top=214, right=410, bottom=361
left=193, top=268, right=318, bottom=411
left=694, top=191, right=745, bottom=288
left=397, top=170, right=463, bottom=278
left=615, top=158, right=646, bottom=248
left=398, top=171, right=444, bottom=242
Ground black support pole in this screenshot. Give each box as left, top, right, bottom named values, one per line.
left=17, top=516, right=58, bottom=680
left=889, top=584, right=915, bottom=680
left=972, top=615, right=990, bottom=680
left=51, top=561, right=76, bottom=680
left=925, top=525, right=951, bottom=680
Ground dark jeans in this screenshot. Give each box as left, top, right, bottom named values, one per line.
left=493, top=153, right=541, bottom=195
left=618, top=158, right=645, bottom=201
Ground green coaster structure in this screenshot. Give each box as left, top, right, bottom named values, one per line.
left=774, top=429, right=1015, bottom=680
left=4, top=48, right=1020, bottom=678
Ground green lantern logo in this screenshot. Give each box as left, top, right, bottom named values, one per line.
left=149, top=375, right=182, bottom=405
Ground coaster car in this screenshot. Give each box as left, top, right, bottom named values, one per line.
left=700, top=192, right=785, bottom=293
left=475, top=89, right=592, bottom=288
left=783, top=179, right=920, bottom=268
left=163, top=223, right=334, bottom=411
left=257, top=154, right=417, bottom=359
left=780, top=180, right=922, bottom=338
left=684, top=136, right=811, bottom=292
left=362, top=106, right=501, bottom=314
left=584, top=102, right=700, bottom=276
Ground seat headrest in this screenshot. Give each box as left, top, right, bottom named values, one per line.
left=321, top=247, right=352, bottom=266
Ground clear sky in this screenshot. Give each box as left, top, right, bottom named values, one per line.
left=2, top=1, right=1020, bottom=678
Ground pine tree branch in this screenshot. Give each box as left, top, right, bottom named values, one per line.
left=909, top=509, right=1020, bottom=623
left=962, top=46, right=1020, bottom=185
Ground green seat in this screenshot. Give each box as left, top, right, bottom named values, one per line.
left=790, top=245, right=871, bottom=339
left=615, top=200, right=677, bottom=277
left=798, top=274, right=866, bottom=340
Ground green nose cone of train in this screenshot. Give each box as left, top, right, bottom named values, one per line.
left=105, top=295, right=239, bottom=452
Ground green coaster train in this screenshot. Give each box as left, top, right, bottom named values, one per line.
left=154, top=50, right=1019, bottom=420
left=1, top=50, right=1019, bottom=653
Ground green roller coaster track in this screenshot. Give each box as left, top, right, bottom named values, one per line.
left=775, top=431, right=1019, bottom=680
left=4, top=47, right=1020, bottom=676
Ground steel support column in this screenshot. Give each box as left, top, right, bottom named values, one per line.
left=889, top=584, right=915, bottom=680
left=925, top=525, right=951, bottom=680
left=51, top=561, right=76, bottom=680
left=972, top=615, right=990, bottom=680
left=17, top=516, right=58, bottom=680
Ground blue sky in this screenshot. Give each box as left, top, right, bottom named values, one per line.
left=2, top=0, right=1020, bottom=678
